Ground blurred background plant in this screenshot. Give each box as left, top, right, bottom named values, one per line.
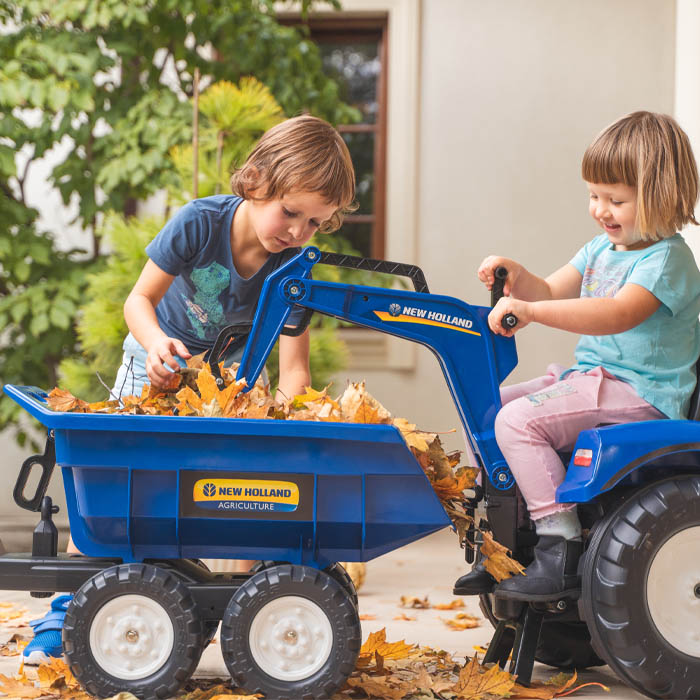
left=0, top=0, right=366, bottom=446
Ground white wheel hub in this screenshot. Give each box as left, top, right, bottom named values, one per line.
left=89, top=594, right=174, bottom=679
left=249, top=596, right=333, bottom=681
left=647, top=525, right=700, bottom=657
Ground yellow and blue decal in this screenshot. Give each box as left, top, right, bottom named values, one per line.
left=193, top=478, right=299, bottom=512
left=373, top=304, right=481, bottom=336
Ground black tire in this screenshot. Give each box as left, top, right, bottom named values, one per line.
left=580, top=475, right=700, bottom=699
left=220, top=564, right=361, bottom=699
left=63, top=563, right=204, bottom=700
left=324, top=563, right=359, bottom=609
left=479, top=593, right=604, bottom=670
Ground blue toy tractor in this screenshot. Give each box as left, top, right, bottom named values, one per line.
left=4, top=246, right=699, bottom=699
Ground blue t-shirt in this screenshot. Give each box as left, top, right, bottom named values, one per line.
left=145, top=195, right=304, bottom=354
left=566, top=233, right=700, bottom=420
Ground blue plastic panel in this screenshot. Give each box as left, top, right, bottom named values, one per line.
left=4, top=384, right=450, bottom=566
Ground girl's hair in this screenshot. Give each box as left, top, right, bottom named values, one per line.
left=582, top=111, right=699, bottom=240
left=231, top=115, right=357, bottom=233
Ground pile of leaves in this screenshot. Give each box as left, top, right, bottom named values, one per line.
left=0, top=631, right=609, bottom=700
left=46, top=355, right=521, bottom=581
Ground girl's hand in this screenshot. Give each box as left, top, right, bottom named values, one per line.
left=145, top=336, right=192, bottom=388
left=488, top=297, right=534, bottom=336
left=477, top=256, right=522, bottom=296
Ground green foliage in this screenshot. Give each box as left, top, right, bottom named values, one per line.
left=1, top=0, right=358, bottom=444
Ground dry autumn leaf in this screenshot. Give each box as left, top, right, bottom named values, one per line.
left=392, top=613, right=416, bottom=621
left=357, top=628, right=416, bottom=667
left=432, top=599, right=465, bottom=610
left=399, top=595, right=430, bottom=609
left=0, top=672, right=44, bottom=698
left=480, top=531, right=526, bottom=582
left=441, top=612, right=481, bottom=630
left=452, top=656, right=516, bottom=699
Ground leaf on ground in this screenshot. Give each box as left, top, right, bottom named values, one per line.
left=441, top=612, right=481, bottom=630
left=359, top=614, right=377, bottom=621
left=0, top=634, right=29, bottom=657
left=357, top=629, right=416, bottom=666
left=452, top=656, right=516, bottom=699
left=392, top=613, right=416, bottom=621
left=399, top=595, right=430, bottom=609
left=346, top=674, right=410, bottom=700
left=0, top=672, right=44, bottom=698
left=480, top=531, right=526, bottom=582
left=432, top=599, right=465, bottom=610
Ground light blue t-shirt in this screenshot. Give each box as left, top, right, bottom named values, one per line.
left=567, top=233, right=700, bottom=420
left=145, top=195, right=304, bottom=354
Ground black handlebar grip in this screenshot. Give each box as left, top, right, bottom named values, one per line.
left=491, top=266, right=509, bottom=307
left=502, top=313, right=518, bottom=330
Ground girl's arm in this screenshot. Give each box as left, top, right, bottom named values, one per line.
left=478, top=257, right=583, bottom=301
left=124, top=259, right=192, bottom=386
left=276, top=328, right=311, bottom=403
left=489, top=282, right=662, bottom=336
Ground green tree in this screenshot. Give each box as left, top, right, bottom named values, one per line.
left=0, top=0, right=357, bottom=444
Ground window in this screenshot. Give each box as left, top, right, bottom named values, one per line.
left=306, top=18, right=388, bottom=259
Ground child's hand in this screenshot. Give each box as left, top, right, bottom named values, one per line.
left=478, top=256, right=521, bottom=295
left=145, top=337, right=192, bottom=388
left=488, top=297, right=533, bottom=336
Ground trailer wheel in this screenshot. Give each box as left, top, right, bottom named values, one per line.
left=63, top=563, right=203, bottom=700
left=325, top=563, right=359, bottom=609
left=220, top=564, right=360, bottom=699
left=580, top=475, right=700, bottom=699
left=478, top=593, right=603, bottom=670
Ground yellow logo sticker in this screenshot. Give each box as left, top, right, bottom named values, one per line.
left=193, top=478, right=300, bottom=512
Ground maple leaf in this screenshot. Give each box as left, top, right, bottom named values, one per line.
left=0, top=672, right=44, bottom=698
left=357, top=629, right=416, bottom=666
left=399, top=595, right=430, bottom=609
left=196, top=364, right=220, bottom=404
left=176, top=386, right=204, bottom=415
left=452, top=656, right=516, bottom=699
left=441, top=612, right=481, bottom=630
left=392, top=613, right=416, bottom=621
left=432, top=599, right=465, bottom=610
left=480, top=531, right=526, bottom=582
left=186, top=351, right=207, bottom=369
left=346, top=674, right=409, bottom=700
left=338, top=381, right=391, bottom=423
left=393, top=418, right=436, bottom=452
left=45, top=388, right=89, bottom=413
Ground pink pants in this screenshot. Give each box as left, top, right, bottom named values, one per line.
left=494, top=364, right=665, bottom=520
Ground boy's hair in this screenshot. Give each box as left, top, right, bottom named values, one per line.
left=231, top=115, right=356, bottom=233
left=582, top=111, right=699, bottom=240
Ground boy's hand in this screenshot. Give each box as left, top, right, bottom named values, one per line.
left=146, top=337, right=192, bottom=388
left=488, top=297, right=533, bottom=336
left=478, top=256, right=522, bottom=296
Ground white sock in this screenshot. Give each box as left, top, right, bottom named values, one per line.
left=534, top=510, right=582, bottom=540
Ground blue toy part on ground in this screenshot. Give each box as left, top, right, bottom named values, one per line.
left=557, top=418, right=700, bottom=503
left=4, top=384, right=450, bottom=567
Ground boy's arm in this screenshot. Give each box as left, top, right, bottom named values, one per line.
left=276, top=329, right=311, bottom=403
left=124, top=259, right=192, bottom=385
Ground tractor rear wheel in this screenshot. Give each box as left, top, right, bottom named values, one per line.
left=580, top=475, right=700, bottom=699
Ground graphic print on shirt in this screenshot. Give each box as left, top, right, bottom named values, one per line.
left=581, top=261, right=632, bottom=298
left=182, top=262, right=230, bottom=339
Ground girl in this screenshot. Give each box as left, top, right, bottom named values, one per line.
left=458, top=111, right=700, bottom=601
left=23, top=115, right=356, bottom=664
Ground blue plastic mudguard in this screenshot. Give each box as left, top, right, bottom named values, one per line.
left=4, top=385, right=451, bottom=567
left=557, top=418, right=700, bottom=502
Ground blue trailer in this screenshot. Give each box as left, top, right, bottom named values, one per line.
left=4, top=246, right=700, bottom=699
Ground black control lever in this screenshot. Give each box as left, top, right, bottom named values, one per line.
left=490, top=266, right=518, bottom=331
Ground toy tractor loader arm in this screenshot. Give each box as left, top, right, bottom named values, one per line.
left=222, top=247, right=519, bottom=492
